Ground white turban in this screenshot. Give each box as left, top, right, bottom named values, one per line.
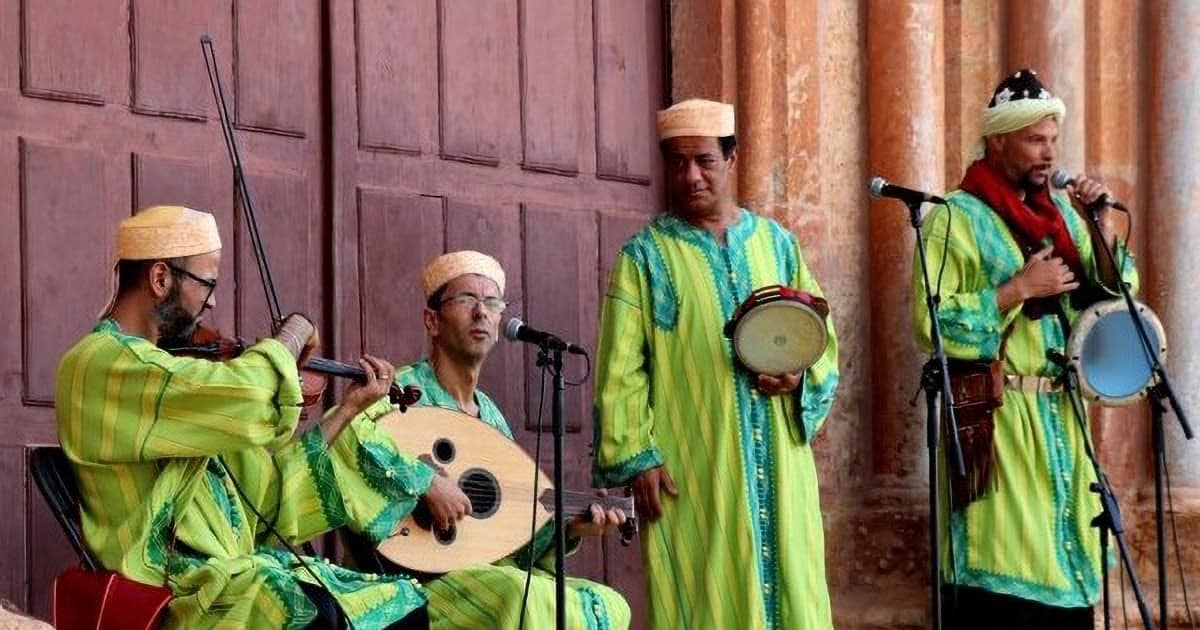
left=980, top=68, right=1066, bottom=138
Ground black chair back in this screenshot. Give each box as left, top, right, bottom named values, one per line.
left=29, top=446, right=99, bottom=570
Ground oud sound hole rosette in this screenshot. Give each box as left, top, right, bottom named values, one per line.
left=460, top=468, right=501, bottom=518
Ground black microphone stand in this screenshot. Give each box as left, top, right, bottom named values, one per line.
left=535, top=341, right=569, bottom=630
left=1052, top=336, right=1155, bottom=629
left=904, top=197, right=967, bottom=630
left=1083, top=203, right=1192, bottom=629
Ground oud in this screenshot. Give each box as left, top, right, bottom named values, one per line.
left=375, top=406, right=635, bottom=574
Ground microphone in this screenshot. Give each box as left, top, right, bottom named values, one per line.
left=504, top=318, right=586, bottom=355
left=1050, top=169, right=1128, bottom=212
left=868, top=176, right=947, bottom=206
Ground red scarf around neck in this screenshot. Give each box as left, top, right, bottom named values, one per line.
left=960, top=159, right=1084, bottom=281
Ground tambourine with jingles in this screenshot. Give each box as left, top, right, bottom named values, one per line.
left=723, top=285, right=830, bottom=375
left=1067, top=298, right=1167, bottom=406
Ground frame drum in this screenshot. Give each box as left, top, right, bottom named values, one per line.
left=1067, top=299, right=1167, bottom=406
left=724, top=285, right=829, bottom=375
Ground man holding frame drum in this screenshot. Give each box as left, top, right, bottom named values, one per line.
left=592, top=98, right=841, bottom=629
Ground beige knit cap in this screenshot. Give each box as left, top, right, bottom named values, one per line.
left=656, top=98, right=735, bottom=140
left=421, top=250, right=506, bottom=298
left=117, top=205, right=221, bottom=260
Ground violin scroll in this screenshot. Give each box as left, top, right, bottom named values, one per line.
left=391, top=384, right=422, bottom=411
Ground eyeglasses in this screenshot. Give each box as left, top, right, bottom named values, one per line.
left=167, top=263, right=218, bottom=304
left=439, top=294, right=507, bottom=314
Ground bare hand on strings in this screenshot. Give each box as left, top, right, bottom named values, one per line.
left=320, top=355, right=394, bottom=443
left=422, top=473, right=472, bottom=532
left=567, top=488, right=628, bottom=538
left=340, top=355, right=395, bottom=417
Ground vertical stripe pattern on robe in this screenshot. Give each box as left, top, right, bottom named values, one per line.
left=593, top=209, right=840, bottom=630
left=56, top=319, right=435, bottom=629
left=913, top=190, right=1140, bottom=607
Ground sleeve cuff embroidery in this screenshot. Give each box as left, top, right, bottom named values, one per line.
left=592, top=447, right=663, bottom=488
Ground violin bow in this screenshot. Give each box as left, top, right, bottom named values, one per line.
left=200, top=35, right=284, bottom=329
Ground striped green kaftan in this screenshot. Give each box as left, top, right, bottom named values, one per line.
left=913, top=190, right=1139, bottom=607
left=56, top=318, right=434, bottom=629
left=390, top=359, right=631, bottom=630
left=592, top=210, right=840, bottom=630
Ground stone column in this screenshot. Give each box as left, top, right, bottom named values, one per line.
left=866, top=0, right=944, bottom=482
left=669, top=0, right=737, bottom=103
left=1006, top=0, right=1087, bottom=173
left=1084, top=0, right=1148, bottom=485
left=1149, top=0, right=1200, bottom=494
left=779, top=0, right=821, bottom=233
left=734, top=0, right=778, bottom=218
left=943, top=0, right=1003, bottom=180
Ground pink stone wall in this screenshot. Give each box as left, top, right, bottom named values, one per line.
left=670, top=1, right=1200, bottom=626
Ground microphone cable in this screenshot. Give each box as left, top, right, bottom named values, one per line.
left=516, top=343, right=592, bottom=629
left=1165, top=453, right=1197, bottom=629
left=220, top=455, right=359, bottom=630
left=518, top=360, right=550, bottom=630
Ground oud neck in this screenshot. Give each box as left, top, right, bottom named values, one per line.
left=551, top=489, right=635, bottom=517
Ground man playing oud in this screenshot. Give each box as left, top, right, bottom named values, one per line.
left=348, top=250, right=631, bottom=629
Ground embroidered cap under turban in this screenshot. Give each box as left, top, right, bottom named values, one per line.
left=422, top=250, right=506, bottom=299
left=980, top=69, right=1066, bottom=138
left=656, top=98, right=735, bottom=141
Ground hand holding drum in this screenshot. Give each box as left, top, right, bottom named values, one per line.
left=724, top=285, right=830, bottom=380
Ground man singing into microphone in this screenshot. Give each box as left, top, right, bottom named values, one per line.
left=593, top=99, right=841, bottom=629
left=912, top=69, right=1137, bottom=628
left=343, top=250, right=631, bottom=629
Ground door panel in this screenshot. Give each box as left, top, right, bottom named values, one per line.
left=331, top=1, right=662, bottom=624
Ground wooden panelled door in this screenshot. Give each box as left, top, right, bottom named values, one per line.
left=0, top=1, right=662, bottom=624
left=330, top=0, right=663, bottom=624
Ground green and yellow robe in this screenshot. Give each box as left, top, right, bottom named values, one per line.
left=390, top=359, right=631, bottom=630
left=593, top=210, right=840, bottom=630
left=913, top=190, right=1139, bottom=607
left=56, top=318, right=433, bottom=629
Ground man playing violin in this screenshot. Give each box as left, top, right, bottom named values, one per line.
left=912, top=70, right=1137, bottom=628
left=344, top=250, right=630, bottom=629
left=55, top=205, right=454, bottom=629
left=592, top=99, right=841, bottom=629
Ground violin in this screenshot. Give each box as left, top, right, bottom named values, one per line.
left=167, top=324, right=421, bottom=410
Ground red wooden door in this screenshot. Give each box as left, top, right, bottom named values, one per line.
left=0, top=1, right=664, bottom=624
left=0, top=0, right=325, bottom=619
left=328, top=0, right=663, bottom=624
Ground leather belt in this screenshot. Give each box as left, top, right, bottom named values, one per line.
left=1004, top=374, right=1062, bottom=393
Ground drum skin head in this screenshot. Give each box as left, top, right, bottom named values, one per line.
left=732, top=301, right=828, bottom=375
left=1067, top=299, right=1167, bottom=406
